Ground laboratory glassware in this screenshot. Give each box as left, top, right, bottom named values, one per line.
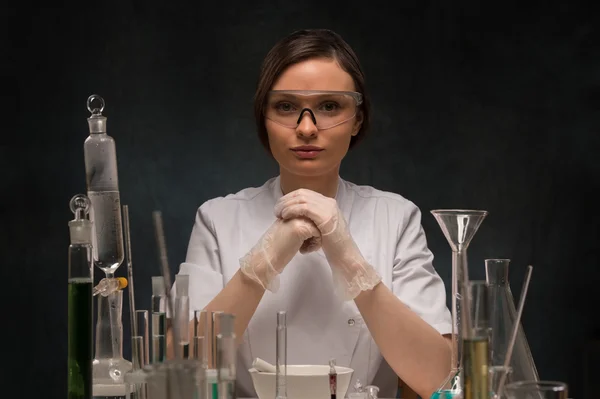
left=216, top=314, right=236, bottom=399
left=430, top=209, right=488, bottom=398
left=175, top=274, right=190, bottom=358
left=122, top=205, right=137, bottom=339
left=132, top=310, right=149, bottom=370
left=84, top=94, right=124, bottom=276
left=485, top=259, right=539, bottom=383
left=68, top=194, right=94, bottom=399
left=463, top=281, right=490, bottom=399
left=504, top=381, right=568, bottom=399
left=93, top=277, right=127, bottom=297
left=92, top=289, right=132, bottom=398
left=193, top=310, right=208, bottom=364
left=488, top=366, right=512, bottom=399
left=151, top=277, right=166, bottom=364
left=125, top=360, right=202, bottom=399
left=276, top=311, right=287, bottom=399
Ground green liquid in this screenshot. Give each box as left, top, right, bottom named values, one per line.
left=464, top=338, right=489, bottom=399
left=68, top=279, right=93, bottom=399
left=431, top=390, right=460, bottom=399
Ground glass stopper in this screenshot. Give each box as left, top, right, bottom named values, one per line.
left=87, top=94, right=105, bottom=115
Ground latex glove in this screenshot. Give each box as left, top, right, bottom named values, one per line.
left=274, top=189, right=382, bottom=300
left=240, top=217, right=322, bottom=292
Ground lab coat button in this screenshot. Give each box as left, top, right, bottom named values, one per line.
left=347, top=319, right=355, bottom=326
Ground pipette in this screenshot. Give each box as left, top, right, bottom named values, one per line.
left=275, top=311, right=287, bottom=399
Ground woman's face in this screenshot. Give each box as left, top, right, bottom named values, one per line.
left=265, top=58, right=362, bottom=178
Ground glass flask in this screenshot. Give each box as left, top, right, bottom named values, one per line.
left=430, top=210, right=488, bottom=399
left=488, top=366, right=512, bottom=399
left=93, top=290, right=132, bottom=398
left=485, top=259, right=539, bottom=383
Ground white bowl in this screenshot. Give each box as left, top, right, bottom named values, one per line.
left=250, top=365, right=354, bottom=399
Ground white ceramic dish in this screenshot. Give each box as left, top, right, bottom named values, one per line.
left=250, top=364, right=354, bottom=399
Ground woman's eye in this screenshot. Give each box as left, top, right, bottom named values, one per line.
left=276, top=102, right=295, bottom=112
left=321, top=102, right=339, bottom=112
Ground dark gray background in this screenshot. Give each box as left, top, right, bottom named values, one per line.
left=7, top=1, right=599, bottom=398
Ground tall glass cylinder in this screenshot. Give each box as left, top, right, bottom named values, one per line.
left=68, top=195, right=94, bottom=399
left=430, top=209, right=488, bottom=398
left=463, top=281, right=490, bottom=399
left=276, top=311, right=287, bottom=399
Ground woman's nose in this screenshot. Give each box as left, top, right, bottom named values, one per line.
left=296, top=112, right=318, bottom=138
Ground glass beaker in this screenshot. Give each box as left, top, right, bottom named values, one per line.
left=504, top=381, right=568, bottom=399
left=93, top=290, right=132, bottom=397
left=431, top=209, right=488, bottom=398
left=485, top=259, right=539, bottom=382
left=124, top=360, right=202, bottom=399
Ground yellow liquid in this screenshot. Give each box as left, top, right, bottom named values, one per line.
left=464, top=338, right=489, bottom=399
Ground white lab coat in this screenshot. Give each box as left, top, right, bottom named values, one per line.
left=178, top=176, right=452, bottom=397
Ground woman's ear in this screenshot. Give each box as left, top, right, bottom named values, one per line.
left=352, top=111, right=364, bottom=136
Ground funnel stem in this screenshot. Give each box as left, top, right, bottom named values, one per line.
left=450, top=250, right=459, bottom=371
left=458, top=247, right=472, bottom=345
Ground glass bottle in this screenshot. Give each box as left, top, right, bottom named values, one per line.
left=485, top=259, right=539, bottom=383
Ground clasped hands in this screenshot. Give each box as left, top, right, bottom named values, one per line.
left=240, top=188, right=381, bottom=300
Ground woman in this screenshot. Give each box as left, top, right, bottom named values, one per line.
left=177, top=29, right=452, bottom=399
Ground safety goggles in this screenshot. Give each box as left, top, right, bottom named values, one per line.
left=264, top=90, right=363, bottom=130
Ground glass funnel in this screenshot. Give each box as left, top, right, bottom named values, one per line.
left=93, top=290, right=132, bottom=397
left=430, top=209, right=488, bottom=398
left=485, top=259, right=539, bottom=383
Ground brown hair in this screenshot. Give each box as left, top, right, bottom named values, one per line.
left=254, top=29, right=371, bottom=154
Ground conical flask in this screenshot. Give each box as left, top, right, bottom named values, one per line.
left=430, top=209, right=488, bottom=398
left=485, top=259, right=539, bottom=383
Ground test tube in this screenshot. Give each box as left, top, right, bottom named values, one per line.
left=194, top=310, right=207, bottom=364
left=211, top=311, right=224, bottom=368
left=151, top=276, right=166, bottom=364
left=207, top=311, right=224, bottom=399
left=276, top=311, right=287, bottom=399
left=175, top=274, right=190, bottom=358
left=132, top=310, right=150, bottom=369
left=217, top=314, right=236, bottom=399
